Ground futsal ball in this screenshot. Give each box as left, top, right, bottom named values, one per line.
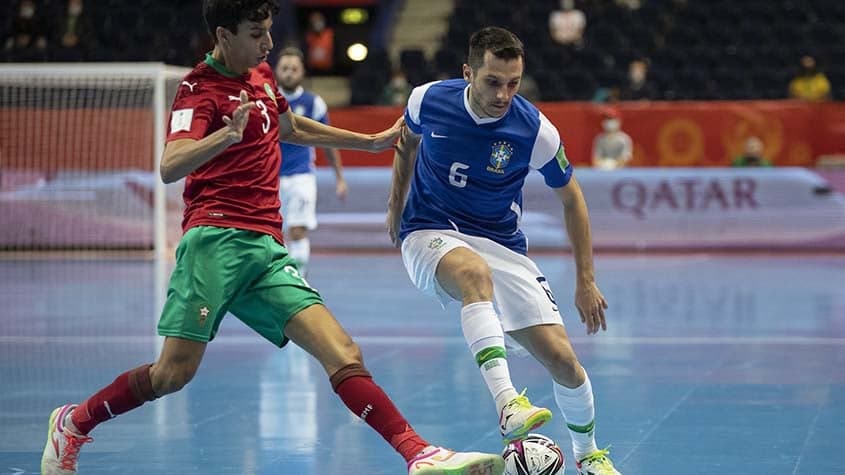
left=502, top=433, right=565, bottom=475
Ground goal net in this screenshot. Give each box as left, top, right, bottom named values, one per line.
left=0, top=63, right=190, bottom=315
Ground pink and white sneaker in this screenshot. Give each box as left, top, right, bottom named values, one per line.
left=407, top=445, right=504, bottom=475
left=41, top=404, right=92, bottom=475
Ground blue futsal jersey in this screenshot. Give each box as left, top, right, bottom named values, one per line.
left=399, top=79, right=573, bottom=255
left=279, top=86, right=329, bottom=176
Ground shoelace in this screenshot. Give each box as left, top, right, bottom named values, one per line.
left=59, top=433, right=93, bottom=470
left=506, top=388, right=531, bottom=409
left=579, top=447, right=614, bottom=467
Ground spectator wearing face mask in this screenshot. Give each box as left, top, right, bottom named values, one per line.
left=732, top=136, right=772, bottom=167
left=789, top=55, right=831, bottom=102
left=4, top=0, right=48, bottom=61
left=592, top=109, right=633, bottom=170
left=51, top=0, right=93, bottom=61
left=304, top=11, right=334, bottom=72
left=549, top=0, right=586, bottom=47
left=619, top=58, right=658, bottom=101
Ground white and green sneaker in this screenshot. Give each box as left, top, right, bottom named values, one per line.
left=499, top=389, right=553, bottom=444
left=576, top=447, right=621, bottom=475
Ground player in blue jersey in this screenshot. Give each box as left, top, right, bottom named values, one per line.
left=275, top=46, right=347, bottom=275
left=386, top=27, right=621, bottom=475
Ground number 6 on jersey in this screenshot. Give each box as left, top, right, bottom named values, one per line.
left=449, top=162, right=470, bottom=188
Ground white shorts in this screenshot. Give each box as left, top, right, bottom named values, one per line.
left=279, top=173, right=317, bottom=230
left=400, top=229, right=565, bottom=332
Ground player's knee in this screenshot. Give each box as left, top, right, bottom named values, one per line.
left=340, top=338, right=364, bottom=366
left=321, top=334, right=364, bottom=374
left=454, top=262, right=493, bottom=292
left=151, top=362, right=198, bottom=396
left=541, top=346, right=582, bottom=385
left=288, top=227, right=307, bottom=240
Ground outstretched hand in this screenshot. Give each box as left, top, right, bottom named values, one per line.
left=222, top=90, right=256, bottom=143
left=370, top=116, right=405, bottom=152
left=575, top=281, right=609, bottom=335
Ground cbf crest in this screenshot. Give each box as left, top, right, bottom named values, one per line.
left=487, top=140, right=513, bottom=174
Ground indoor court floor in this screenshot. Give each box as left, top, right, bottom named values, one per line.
left=1, top=253, right=843, bottom=474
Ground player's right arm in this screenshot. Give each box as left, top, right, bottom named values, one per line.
left=160, top=90, right=255, bottom=184
left=386, top=82, right=431, bottom=246
left=386, top=125, right=421, bottom=246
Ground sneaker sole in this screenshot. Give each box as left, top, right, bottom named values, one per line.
left=41, top=406, right=62, bottom=475
left=412, top=454, right=505, bottom=475
left=502, top=408, right=553, bottom=444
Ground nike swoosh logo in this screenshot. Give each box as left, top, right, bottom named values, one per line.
left=228, top=96, right=241, bottom=101
left=500, top=413, right=513, bottom=431
left=430, top=132, right=448, bottom=138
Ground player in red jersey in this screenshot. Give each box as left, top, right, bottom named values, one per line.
left=40, top=1, right=504, bottom=474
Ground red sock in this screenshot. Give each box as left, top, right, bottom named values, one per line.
left=331, top=364, right=429, bottom=462
left=71, top=364, right=157, bottom=435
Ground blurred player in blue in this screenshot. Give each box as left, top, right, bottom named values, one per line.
left=386, top=27, right=621, bottom=475
left=275, top=46, right=347, bottom=275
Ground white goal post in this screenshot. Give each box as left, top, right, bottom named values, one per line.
left=0, top=62, right=190, bottom=316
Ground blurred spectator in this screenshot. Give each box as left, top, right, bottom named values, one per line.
left=593, top=85, right=621, bottom=103
left=788, top=55, right=831, bottom=102
left=4, top=0, right=48, bottom=61
left=619, top=58, right=658, bottom=100
left=51, top=0, right=93, bottom=61
left=304, top=11, right=334, bottom=72
left=732, top=136, right=772, bottom=167
left=616, top=0, right=642, bottom=10
left=616, top=0, right=641, bottom=9
left=549, top=0, right=586, bottom=47
left=380, top=69, right=411, bottom=106
left=592, top=109, right=633, bottom=170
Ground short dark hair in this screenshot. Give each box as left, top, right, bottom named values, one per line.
left=277, top=46, right=305, bottom=64
left=467, top=27, right=524, bottom=70
left=203, top=0, right=280, bottom=43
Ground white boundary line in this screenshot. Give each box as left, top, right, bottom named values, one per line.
left=1, top=335, right=844, bottom=345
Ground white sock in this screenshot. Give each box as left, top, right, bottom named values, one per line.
left=553, top=370, right=599, bottom=459
left=461, top=301, right=518, bottom=415
left=287, top=237, right=310, bottom=272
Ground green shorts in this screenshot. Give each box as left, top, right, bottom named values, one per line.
left=157, top=226, right=323, bottom=347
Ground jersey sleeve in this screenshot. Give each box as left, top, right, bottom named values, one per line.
left=311, top=95, right=329, bottom=124
left=404, top=81, right=439, bottom=135
left=530, top=112, right=573, bottom=188
left=166, top=82, right=217, bottom=142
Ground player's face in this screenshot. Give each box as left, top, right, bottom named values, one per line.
left=220, top=17, right=274, bottom=72
left=275, top=55, right=305, bottom=91
left=464, top=51, right=523, bottom=118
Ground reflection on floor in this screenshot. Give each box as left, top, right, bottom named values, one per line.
left=2, top=254, right=843, bottom=474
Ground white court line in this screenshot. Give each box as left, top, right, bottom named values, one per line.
left=1, top=335, right=845, bottom=345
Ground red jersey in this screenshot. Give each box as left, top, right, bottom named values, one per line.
left=166, top=53, right=290, bottom=243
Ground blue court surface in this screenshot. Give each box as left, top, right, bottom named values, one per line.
left=1, top=253, right=844, bottom=474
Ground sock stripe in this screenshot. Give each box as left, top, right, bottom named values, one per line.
left=474, top=346, right=506, bottom=367
left=567, top=419, right=595, bottom=434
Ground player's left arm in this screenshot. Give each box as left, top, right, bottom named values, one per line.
left=279, top=108, right=402, bottom=152
left=533, top=113, right=608, bottom=334
left=553, top=178, right=608, bottom=335
left=322, top=147, right=347, bottom=200
left=311, top=102, right=348, bottom=200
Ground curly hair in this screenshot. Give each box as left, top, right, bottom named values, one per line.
left=203, top=0, right=280, bottom=42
